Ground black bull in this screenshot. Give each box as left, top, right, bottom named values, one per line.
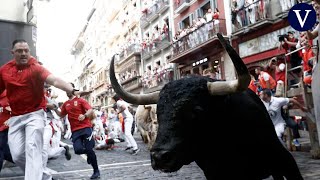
left=109, top=33, right=303, bottom=180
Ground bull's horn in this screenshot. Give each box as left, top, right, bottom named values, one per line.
left=207, top=33, right=250, bottom=95
left=109, top=55, right=159, bottom=105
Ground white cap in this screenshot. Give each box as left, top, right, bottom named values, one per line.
left=279, top=63, right=285, bottom=71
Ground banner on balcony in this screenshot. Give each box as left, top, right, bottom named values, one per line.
left=239, top=26, right=295, bottom=58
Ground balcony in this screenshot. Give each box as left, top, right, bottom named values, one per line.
left=174, top=0, right=190, bottom=14
left=140, top=0, right=170, bottom=29
left=231, top=0, right=273, bottom=36
left=141, top=32, right=171, bottom=60
left=117, top=43, right=141, bottom=66
left=142, top=68, right=174, bottom=93
left=121, top=76, right=143, bottom=92
left=170, top=19, right=227, bottom=63
left=95, top=83, right=111, bottom=97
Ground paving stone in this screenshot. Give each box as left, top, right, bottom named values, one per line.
left=1, top=133, right=320, bottom=179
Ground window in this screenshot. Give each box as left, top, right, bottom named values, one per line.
left=182, top=16, right=190, bottom=28
left=178, top=21, right=184, bottom=30
left=147, top=65, right=152, bottom=71
left=196, top=1, right=211, bottom=18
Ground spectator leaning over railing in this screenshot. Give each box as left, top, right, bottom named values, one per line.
left=279, top=31, right=302, bottom=76
left=255, top=66, right=276, bottom=93
left=264, top=57, right=286, bottom=97
left=300, top=41, right=315, bottom=87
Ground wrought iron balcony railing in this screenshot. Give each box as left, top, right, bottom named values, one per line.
left=172, top=19, right=226, bottom=58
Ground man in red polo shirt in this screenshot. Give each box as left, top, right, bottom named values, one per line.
left=0, top=90, right=13, bottom=173
left=54, top=83, right=100, bottom=179
left=0, top=39, right=89, bottom=180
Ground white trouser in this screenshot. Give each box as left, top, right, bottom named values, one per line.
left=8, top=109, right=52, bottom=180
left=275, top=123, right=286, bottom=147
left=275, top=123, right=286, bottom=138
left=43, top=123, right=65, bottom=161
left=48, top=147, right=65, bottom=159
left=124, top=117, right=138, bottom=150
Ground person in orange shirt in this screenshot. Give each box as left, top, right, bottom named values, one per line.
left=301, top=42, right=314, bottom=86
left=255, top=67, right=276, bottom=92
left=248, top=75, right=258, bottom=94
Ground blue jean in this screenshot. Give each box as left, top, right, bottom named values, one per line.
left=71, top=127, right=98, bottom=171
left=0, top=129, right=13, bottom=172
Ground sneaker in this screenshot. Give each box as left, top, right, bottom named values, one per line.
left=90, top=170, right=100, bottom=179
left=64, top=146, right=71, bottom=160
left=131, top=148, right=140, bottom=155
left=292, top=139, right=301, bottom=147
left=125, top=146, right=133, bottom=151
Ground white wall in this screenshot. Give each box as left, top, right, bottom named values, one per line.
left=0, top=0, right=28, bottom=22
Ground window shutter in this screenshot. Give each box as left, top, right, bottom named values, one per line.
left=178, top=22, right=183, bottom=30
left=195, top=8, right=200, bottom=18
left=189, top=13, right=194, bottom=24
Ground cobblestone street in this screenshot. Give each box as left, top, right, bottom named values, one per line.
left=0, top=134, right=206, bottom=180
left=1, top=133, right=320, bottom=180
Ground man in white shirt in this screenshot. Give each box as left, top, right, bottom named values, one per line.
left=112, top=94, right=140, bottom=155
left=260, top=89, right=308, bottom=145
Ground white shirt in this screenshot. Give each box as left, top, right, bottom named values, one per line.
left=116, top=100, right=133, bottom=119
left=205, top=12, right=213, bottom=22
left=262, top=97, right=289, bottom=126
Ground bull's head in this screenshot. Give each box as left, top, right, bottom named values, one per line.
left=109, top=33, right=250, bottom=173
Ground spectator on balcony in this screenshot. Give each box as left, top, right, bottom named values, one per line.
left=231, top=0, right=239, bottom=28
left=197, top=17, right=207, bottom=43
left=236, top=0, right=246, bottom=27
left=280, top=31, right=302, bottom=75
left=141, top=1, right=150, bottom=17
left=179, top=29, right=188, bottom=51
left=213, top=8, right=220, bottom=33
left=246, top=0, right=256, bottom=25
left=152, top=0, right=158, bottom=12
left=172, top=31, right=180, bottom=54
left=205, top=8, right=214, bottom=38
left=162, top=20, right=169, bottom=34
left=259, top=0, right=270, bottom=19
